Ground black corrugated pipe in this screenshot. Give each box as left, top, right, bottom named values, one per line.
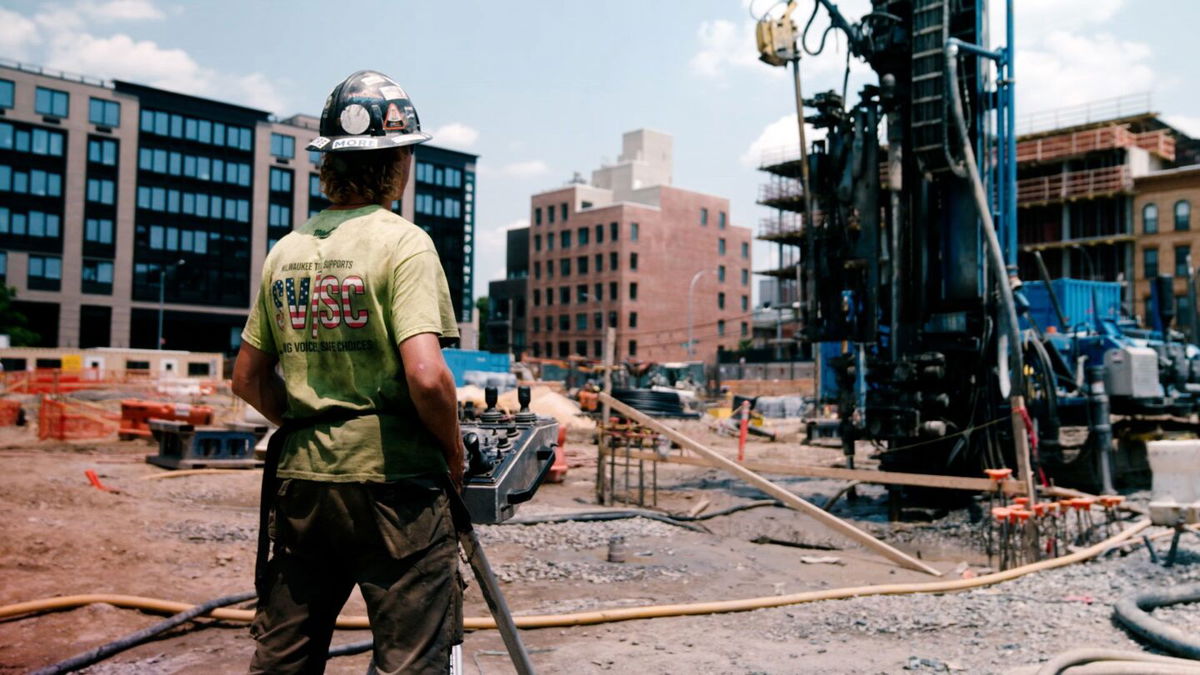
left=1113, top=581, right=1200, bottom=659
left=30, top=591, right=256, bottom=675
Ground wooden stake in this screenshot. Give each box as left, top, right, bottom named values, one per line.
left=599, top=393, right=942, bottom=576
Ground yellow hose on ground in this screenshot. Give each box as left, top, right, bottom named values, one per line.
left=0, top=520, right=1150, bottom=630
left=139, top=469, right=261, bottom=480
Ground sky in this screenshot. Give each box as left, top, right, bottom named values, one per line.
left=2, top=0, right=1198, bottom=304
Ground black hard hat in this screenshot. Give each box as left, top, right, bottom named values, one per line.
left=307, top=70, right=431, bottom=153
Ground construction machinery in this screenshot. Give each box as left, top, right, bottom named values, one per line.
left=754, top=0, right=1200, bottom=502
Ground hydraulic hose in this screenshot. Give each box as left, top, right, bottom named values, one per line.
left=1035, top=648, right=1200, bottom=675
left=0, top=520, right=1150, bottom=632
left=28, top=590, right=255, bottom=675
left=1113, top=582, right=1200, bottom=659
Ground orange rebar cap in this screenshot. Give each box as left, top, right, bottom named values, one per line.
left=1011, top=509, right=1032, bottom=523
left=985, top=468, right=1013, bottom=481
left=1099, top=495, right=1125, bottom=508
left=1013, top=497, right=1030, bottom=506
left=992, top=507, right=1011, bottom=522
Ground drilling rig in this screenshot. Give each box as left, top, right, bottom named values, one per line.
left=755, top=0, right=1200, bottom=506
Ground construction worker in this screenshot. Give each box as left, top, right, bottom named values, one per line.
left=232, top=70, right=465, bottom=674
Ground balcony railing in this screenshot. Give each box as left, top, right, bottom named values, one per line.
left=758, top=181, right=805, bottom=204
left=1016, top=124, right=1176, bottom=164
left=758, top=213, right=806, bottom=240
left=1018, top=92, right=1152, bottom=135
left=1017, top=165, right=1133, bottom=207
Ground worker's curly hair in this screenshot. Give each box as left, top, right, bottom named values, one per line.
left=318, top=146, right=411, bottom=205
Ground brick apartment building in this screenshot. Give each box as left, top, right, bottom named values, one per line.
left=0, top=60, right=477, bottom=356
left=526, top=130, right=753, bottom=362
left=1133, top=165, right=1200, bottom=330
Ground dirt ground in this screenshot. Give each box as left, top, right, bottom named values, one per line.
left=0, top=416, right=1194, bottom=675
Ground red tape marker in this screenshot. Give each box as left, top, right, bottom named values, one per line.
left=84, top=469, right=119, bottom=493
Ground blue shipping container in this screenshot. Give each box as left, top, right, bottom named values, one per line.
left=1021, top=279, right=1122, bottom=332
left=442, top=349, right=511, bottom=387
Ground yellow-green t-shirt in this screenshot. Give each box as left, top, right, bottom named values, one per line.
left=241, top=205, right=459, bottom=482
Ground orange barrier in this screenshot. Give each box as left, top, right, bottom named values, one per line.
left=38, top=397, right=120, bottom=441
left=0, top=399, right=22, bottom=426
left=118, top=400, right=214, bottom=440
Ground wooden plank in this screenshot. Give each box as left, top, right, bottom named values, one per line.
left=599, top=447, right=1026, bottom=496
left=599, top=393, right=943, bottom=576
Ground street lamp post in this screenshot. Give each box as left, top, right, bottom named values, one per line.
left=157, top=259, right=185, bottom=350
left=687, top=268, right=717, bottom=359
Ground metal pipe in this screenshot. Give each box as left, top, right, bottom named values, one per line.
left=791, top=57, right=818, bottom=338
left=1086, top=365, right=1116, bottom=495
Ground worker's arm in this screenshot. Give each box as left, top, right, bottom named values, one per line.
left=399, top=331, right=465, bottom=490
left=232, top=342, right=287, bottom=426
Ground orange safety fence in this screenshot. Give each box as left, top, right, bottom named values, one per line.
left=38, top=397, right=121, bottom=441
left=0, top=399, right=23, bottom=426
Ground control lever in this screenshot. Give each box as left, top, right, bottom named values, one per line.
left=464, top=431, right=495, bottom=476
left=481, top=386, right=502, bottom=424
left=514, top=385, right=537, bottom=425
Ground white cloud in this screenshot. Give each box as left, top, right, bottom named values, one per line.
left=82, top=0, right=165, bottom=21
left=0, top=8, right=41, bottom=59
left=993, top=0, right=1124, bottom=45
left=740, top=113, right=826, bottom=168
left=430, top=122, right=479, bottom=150
left=1016, top=31, right=1154, bottom=118
left=498, top=160, right=549, bottom=178
left=690, top=19, right=772, bottom=79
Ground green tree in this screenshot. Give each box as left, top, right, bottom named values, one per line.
left=475, top=296, right=490, bottom=351
left=0, top=286, right=40, bottom=346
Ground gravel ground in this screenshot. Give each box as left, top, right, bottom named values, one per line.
left=762, top=538, right=1200, bottom=674
left=478, top=517, right=683, bottom=551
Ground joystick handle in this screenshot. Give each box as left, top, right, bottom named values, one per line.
left=485, top=386, right=498, bottom=411
left=517, top=385, right=531, bottom=412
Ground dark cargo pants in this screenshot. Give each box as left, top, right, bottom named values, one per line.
left=249, top=477, right=463, bottom=674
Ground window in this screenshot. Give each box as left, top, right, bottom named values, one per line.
left=741, top=321, right=749, bottom=337
left=270, top=133, right=295, bottom=159
left=559, top=286, right=571, bottom=305
left=595, top=224, right=603, bottom=243
left=28, top=255, right=62, bottom=288
left=719, top=211, right=727, bottom=229
left=0, top=79, right=12, bottom=109
left=629, top=312, right=638, bottom=328
left=86, top=178, right=115, bottom=205
left=741, top=269, right=749, bottom=286
left=561, top=231, right=571, bottom=249
left=35, top=87, right=69, bottom=117
left=631, top=222, right=639, bottom=241
left=1176, top=200, right=1191, bottom=231
left=578, top=256, right=588, bottom=274
left=741, top=242, right=749, bottom=258
left=608, top=311, right=618, bottom=330
left=575, top=340, right=588, bottom=356
left=269, top=168, right=293, bottom=192
left=700, top=207, right=709, bottom=226
left=578, top=227, right=589, bottom=245
left=741, top=295, right=749, bottom=311
left=82, top=260, right=114, bottom=290
left=576, top=313, right=588, bottom=331
left=577, top=284, right=588, bottom=304
left=0, top=251, right=5, bottom=282
left=535, top=207, right=542, bottom=225
left=595, top=254, right=603, bottom=272
left=1144, top=249, right=1159, bottom=279
left=630, top=252, right=638, bottom=270
left=594, top=282, right=603, bottom=301
left=609, top=281, right=617, bottom=299
left=546, top=233, right=554, bottom=251
left=560, top=258, right=571, bottom=276
left=534, top=261, right=541, bottom=280
left=24, top=211, right=60, bottom=238
left=593, top=312, right=603, bottom=329
left=308, top=150, right=322, bottom=166
left=560, top=203, right=568, bottom=221
left=630, top=282, right=638, bottom=300
left=718, top=320, right=726, bottom=336
left=718, top=238, right=727, bottom=255
left=718, top=265, right=726, bottom=282
left=532, top=317, right=541, bottom=332
left=610, top=221, right=618, bottom=240
left=718, top=292, right=726, bottom=310
left=534, top=234, right=542, bottom=252
left=88, top=98, right=120, bottom=127
left=558, top=315, right=570, bottom=331
left=610, top=251, right=618, bottom=271
left=269, top=203, right=291, bottom=227
left=310, top=174, right=323, bottom=197
left=558, top=341, right=569, bottom=357
left=87, top=138, right=117, bottom=165
left=548, top=205, right=555, bottom=224
left=85, top=218, right=114, bottom=244
left=628, top=340, right=637, bottom=357
left=1176, top=245, right=1191, bottom=277
left=1144, top=203, right=1159, bottom=234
